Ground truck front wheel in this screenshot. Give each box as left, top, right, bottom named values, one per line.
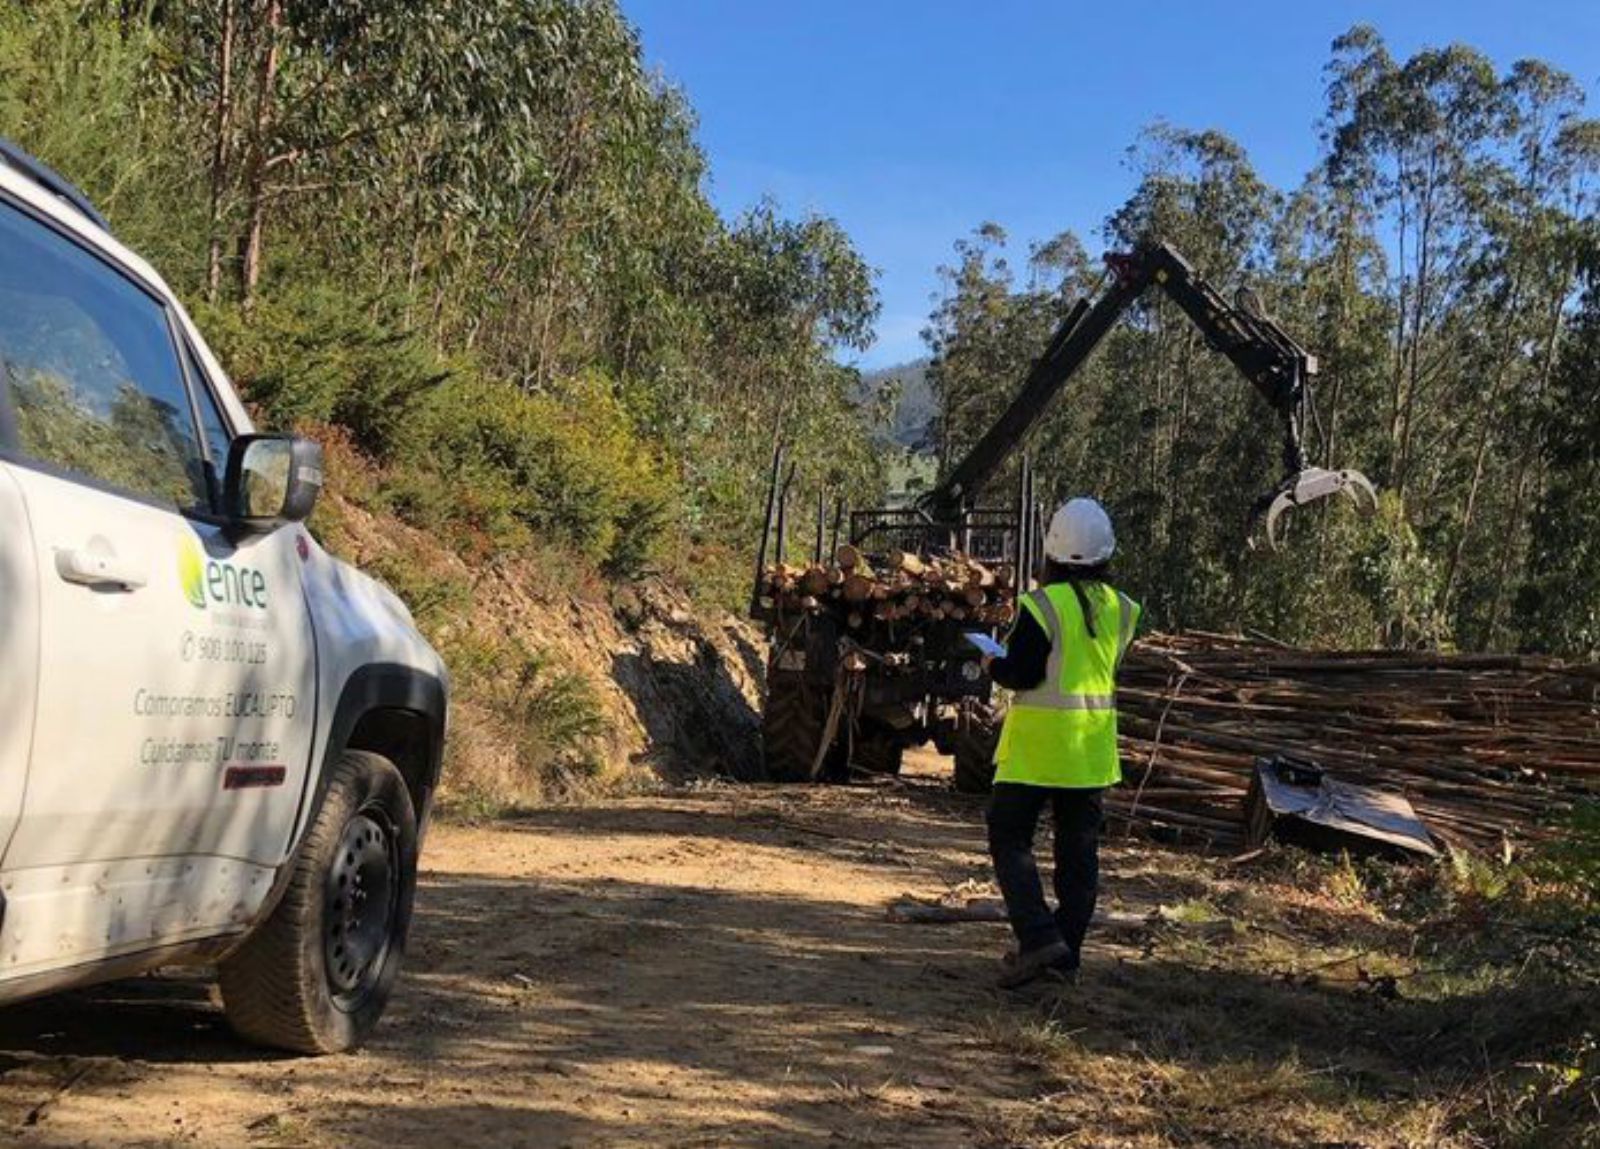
left=220, top=750, right=419, bottom=1054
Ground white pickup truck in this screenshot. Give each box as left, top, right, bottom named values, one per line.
left=0, top=140, right=448, bottom=1053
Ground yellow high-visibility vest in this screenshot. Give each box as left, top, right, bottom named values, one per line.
left=993, top=581, right=1140, bottom=789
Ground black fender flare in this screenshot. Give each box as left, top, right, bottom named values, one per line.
left=292, top=662, right=447, bottom=846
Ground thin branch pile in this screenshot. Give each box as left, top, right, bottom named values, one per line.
left=760, top=546, right=1017, bottom=636
left=1112, top=632, right=1600, bottom=852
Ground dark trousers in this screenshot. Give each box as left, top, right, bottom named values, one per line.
left=986, top=783, right=1104, bottom=966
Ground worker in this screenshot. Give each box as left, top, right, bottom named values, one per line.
left=982, top=497, right=1140, bottom=988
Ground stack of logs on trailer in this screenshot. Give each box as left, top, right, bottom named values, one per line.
left=759, top=545, right=1018, bottom=637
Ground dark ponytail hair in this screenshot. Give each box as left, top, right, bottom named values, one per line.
left=1041, top=559, right=1111, bottom=638
left=1043, top=559, right=1110, bottom=586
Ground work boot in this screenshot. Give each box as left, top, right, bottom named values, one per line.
left=1045, top=958, right=1080, bottom=987
left=996, top=940, right=1071, bottom=988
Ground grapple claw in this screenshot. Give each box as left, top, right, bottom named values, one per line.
left=1254, top=466, right=1378, bottom=550
left=1341, top=468, right=1379, bottom=512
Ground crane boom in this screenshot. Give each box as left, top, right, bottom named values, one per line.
left=920, top=241, right=1374, bottom=545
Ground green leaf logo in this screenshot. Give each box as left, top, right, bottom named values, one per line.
left=179, top=537, right=207, bottom=609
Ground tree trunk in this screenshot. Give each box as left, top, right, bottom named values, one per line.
left=1388, top=172, right=1411, bottom=493
left=205, top=0, right=236, bottom=305
left=1484, top=262, right=1579, bottom=646
left=239, top=0, right=283, bottom=311
left=1441, top=255, right=1530, bottom=618
left=1441, top=392, right=1498, bottom=619
left=1323, top=209, right=1356, bottom=469
left=1398, top=162, right=1438, bottom=499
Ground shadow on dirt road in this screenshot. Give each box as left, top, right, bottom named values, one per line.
left=0, top=772, right=1585, bottom=1147
left=0, top=775, right=1015, bottom=1147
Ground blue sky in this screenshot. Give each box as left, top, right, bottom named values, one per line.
left=622, top=1, right=1600, bottom=369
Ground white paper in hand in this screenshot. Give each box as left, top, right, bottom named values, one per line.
left=963, top=632, right=1008, bottom=659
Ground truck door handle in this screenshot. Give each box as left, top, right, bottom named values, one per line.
left=55, top=547, right=147, bottom=590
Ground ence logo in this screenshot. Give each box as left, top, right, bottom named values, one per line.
left=178, top=536, right=270, bottom=611
left=179, top=537, right=207, bottom=608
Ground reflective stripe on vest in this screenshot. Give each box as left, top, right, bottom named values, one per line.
left=1014, top=692, right=1117, bottom=711
left=1009, top=587, right=1119, bottom=714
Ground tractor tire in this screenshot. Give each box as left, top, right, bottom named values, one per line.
left=851, top=731, right=904, bottom=777
left=762, top=673, right=836, bottom=783
left=952, top=709, right=1001, bottom=795
left=219, top=750, right=418, bottom=1054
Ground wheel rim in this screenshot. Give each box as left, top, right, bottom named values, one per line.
left=324, top=809, right=398, bottom=1010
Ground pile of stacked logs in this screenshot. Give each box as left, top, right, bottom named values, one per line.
left=1112, top=632, right=1600, bottom=853
left=760, top=546, right=1017, bottom=634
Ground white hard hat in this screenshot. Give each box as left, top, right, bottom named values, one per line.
left=1044, top=497, right=1115, bottom=565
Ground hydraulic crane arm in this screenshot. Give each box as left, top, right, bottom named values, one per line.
left=920, top=241, right=1375, bottom=546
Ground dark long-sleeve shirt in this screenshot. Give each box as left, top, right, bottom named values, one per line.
left=987, top=605, right=1050, bottom=691
left=990, top=580, right=1127, bottom=691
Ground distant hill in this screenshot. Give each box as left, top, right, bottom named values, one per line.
left=859, top=358, right=935, bottom=451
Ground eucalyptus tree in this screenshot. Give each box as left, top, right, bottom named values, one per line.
left=1438, top=62, right=1595, bottom=641
left=1098, top=126, right=1281, bottom=626
left=1519, top=264, right=1600, bottom=657
left=689, top=200, right=883, bottom=548
left=1325, top=28, right=1509, bottom=503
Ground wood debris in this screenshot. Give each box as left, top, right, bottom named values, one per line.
left=1111, top=632, right=1600, bottom=853
left=886, top=897, right=1214, bottom=932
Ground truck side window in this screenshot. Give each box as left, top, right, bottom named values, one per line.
left=185, top=344, right=234, bottom=504
left=0, top=199, right=207, bottom=508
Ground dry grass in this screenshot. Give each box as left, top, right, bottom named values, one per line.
left=974, top=843, right=1598, bottom=1149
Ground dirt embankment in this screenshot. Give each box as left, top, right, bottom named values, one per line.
left=324, top=492, right=767, bottom=801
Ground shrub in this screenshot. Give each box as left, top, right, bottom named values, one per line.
left=204, top=280, right=680, bottom=575
left=407, top=370, right=677, bottom=573
left=195, top=286, right=449, bottom=458
left=444, top=630, right=607, bottom=793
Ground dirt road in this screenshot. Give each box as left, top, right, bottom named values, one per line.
left=0, top=757, right=1583, bottom=1147
left=0, top=757, right=1066, bottom=1147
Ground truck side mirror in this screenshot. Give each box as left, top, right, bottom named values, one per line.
left=224, top=434, right=324, bottom=528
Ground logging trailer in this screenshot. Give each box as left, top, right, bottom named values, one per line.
left=750, top=241, right=1376, bottom=791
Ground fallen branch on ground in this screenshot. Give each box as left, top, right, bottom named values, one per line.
left=886, top=897, right=1229, bottom=936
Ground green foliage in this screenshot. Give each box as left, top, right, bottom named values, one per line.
left=198, top=284, right=674, bottom=571
left=926, top=222, right=1079, bottom=489
left=1519, top=273, right=1600, bottom=657
left=0, top=0, right=206, bottom=274
left=1528, top=801, right=1600, bottom=906
left=1446, top=845, right=1516, bottom=906
left=1349, top=492, right=1452, bottom=648
left=922, top=27, right=1599, bottom=654
left=196, top=287, right=449, bottom=457
left=0, top=0, right=882, bottom=603
left=411, top=371, right=676, bottom=573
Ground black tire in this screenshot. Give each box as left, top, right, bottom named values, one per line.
left=851, top=731, right=904, bottom=776
left=952, top=710, right=1001, bottom=795
left=220, top=750, right=418, bottom=1054
left=762, top=673, right=835, bottom=783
